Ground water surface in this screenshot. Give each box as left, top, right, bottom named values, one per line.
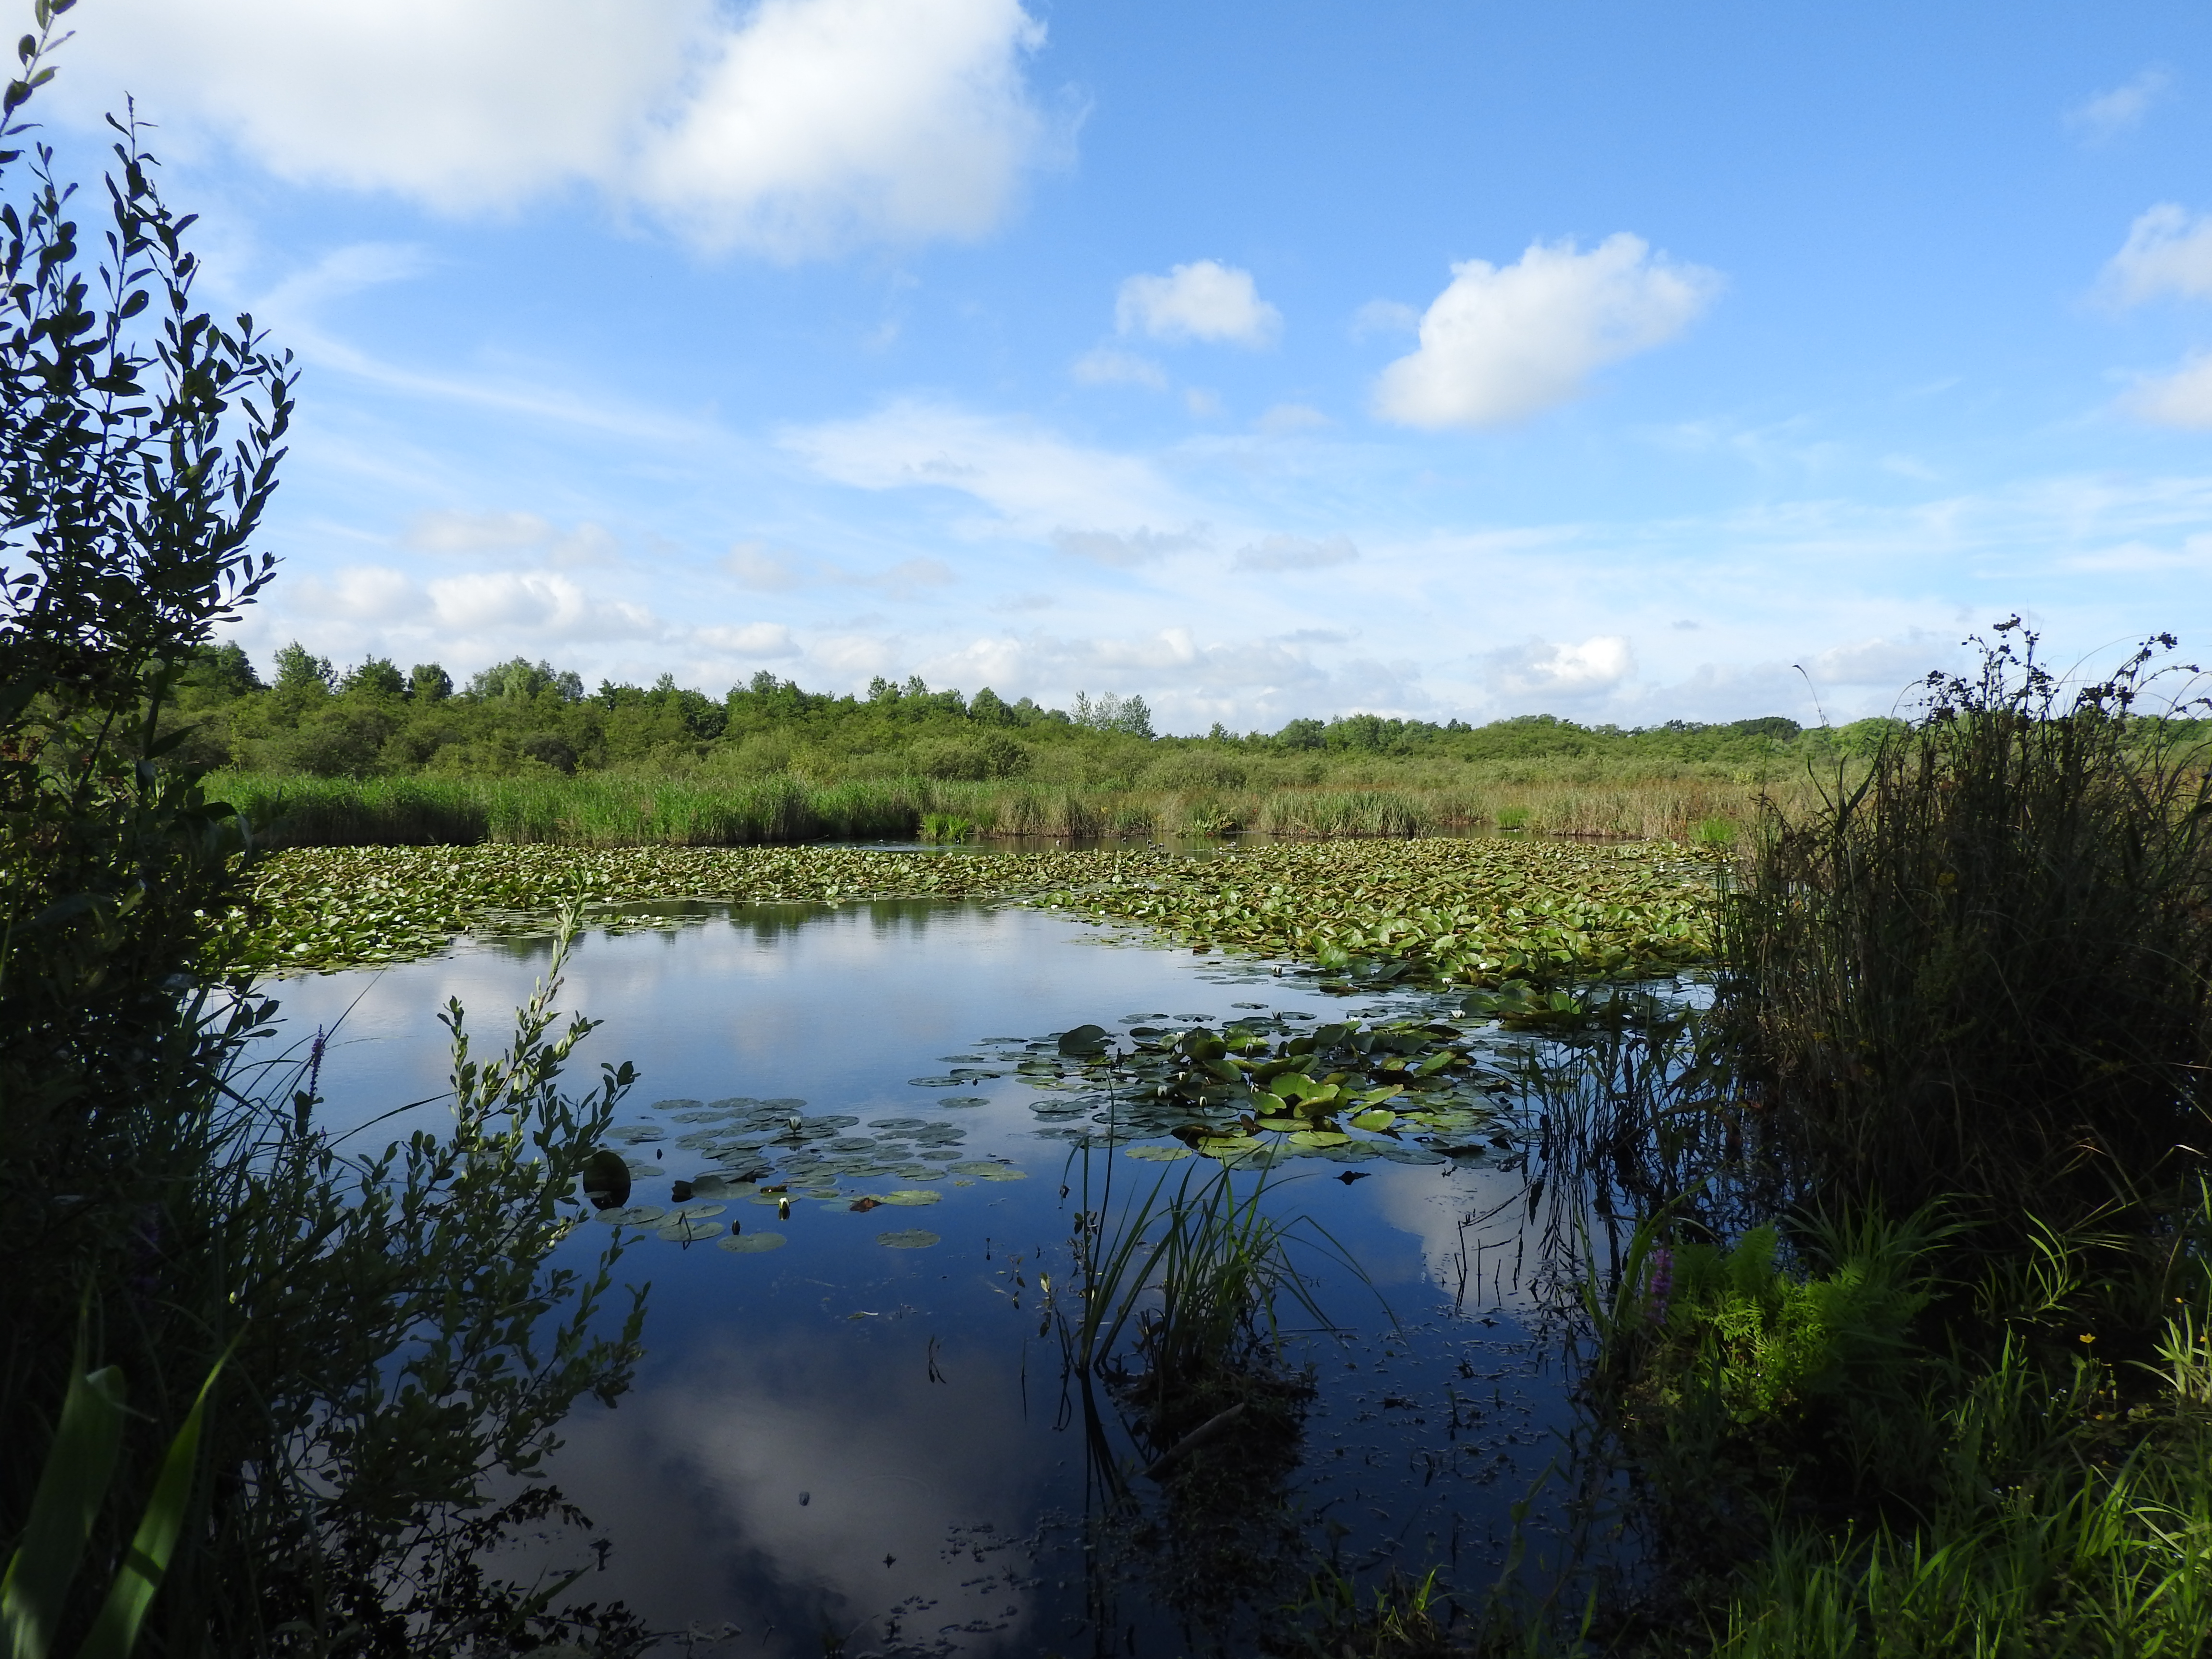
left=264, top=900, right=1592, bottom=1656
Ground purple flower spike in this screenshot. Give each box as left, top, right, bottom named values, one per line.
left=1645, top=1246, right=1674, bottom=1326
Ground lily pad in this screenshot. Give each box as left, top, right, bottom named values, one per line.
left=718, top=1232, right=787, bottom=1253
left=937, top=1096, right=991, bottom=1108
left=908, top=1076, right=964, bottom=1088
left=658, top=1218, right=725, bottom=1242
left=1125, top=1144, right=1193, bottom=1162
left=877, top=1229, right=941, bottom=1249
left=879, top=1189, right=942, bottom=1205
left=947, top=1161, right=1026, bottom=1180
left=601, top=1205, right=666, bottom=1226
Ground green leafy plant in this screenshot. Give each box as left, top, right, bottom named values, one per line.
left=2, top=1334, right=224, bottom=1659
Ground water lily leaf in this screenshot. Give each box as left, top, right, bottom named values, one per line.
left=1125, top=1144, right=1193, bottom=1162
left=1253, top=1116, right=1304, bottom=1132
left=879, top=1189, right=943, bottom=1205
left=1348, top=1108, right=1398, bottom=1131
left=877, top=1229, right=941, bottom=1249
left=580, top=1148, right=630, bottom=1209
left=1057, top=1023, right=1112, bottom=1058
left=937, top=1095, right=990, bottom=1108
left=718, top=1232, right=787, bottom=1253
left=1289, top=1129, right=1351, bottom=1148
left=948, top=1160, right=1026, bottom=1180
left=667, top=1202, right=727, bottom=1220
left=657, top=1218, right=725, bottom=1242
left=602, top=1205, right=665, bottom=1226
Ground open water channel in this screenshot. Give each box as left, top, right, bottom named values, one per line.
left=260, top=879, right=1645, bottom=1658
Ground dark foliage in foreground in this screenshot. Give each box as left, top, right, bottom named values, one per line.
left=0, top=22, right=649, bottom=1653
left=1721, top=619, right=2212, bottom=1226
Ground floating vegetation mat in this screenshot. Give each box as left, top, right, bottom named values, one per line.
left=239, top=839, right=1715, bottom=981
left=582, top=972, right=1647, bottom=1261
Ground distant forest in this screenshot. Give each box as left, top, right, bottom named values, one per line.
left=165, top=639, right=1911, bottom=784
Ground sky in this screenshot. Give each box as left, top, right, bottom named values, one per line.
left=36, top=0, right=2212, bottom=732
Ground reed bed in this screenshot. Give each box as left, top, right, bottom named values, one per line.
left=208, top=768, right=1813, bottom=849
left=1719, top=627, right=2212, bottom=1224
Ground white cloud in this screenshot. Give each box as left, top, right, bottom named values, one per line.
left=2125, top=353, right=2212, bottom=427
left=2066, top=69, right=2172, bottom=142
left=1372, top=235, right=1721, bottom=428
left=1052, top=528, right=1204, bottom=567
left=782, top=399, right=1195, bottom=536
left=1233, top=534, right=1358, bottom=572
left=1115, top=260, right=1281, bottom=347
left=60, top=0, right=1055, bottom=258
left=426, top=570, right=658, bottom=638
left=634, top=0, right=1054, bottom=255
left=290, top=564, right=427, bottom=622
left=2103, top=205, right=2212, bottom=305
left=1484, top=635, right=1635, bottom=699
left=693, top=622, right=800, bottom=657
left=1070, top=347, right=1167, bottom=389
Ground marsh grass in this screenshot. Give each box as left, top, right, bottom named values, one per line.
left=1721, top=622, right=2212, bottom=1227
left=208, top=768, right=1822, bottom=849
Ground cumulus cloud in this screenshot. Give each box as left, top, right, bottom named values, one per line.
left=1115, top=260, right=1281, bottom=347
left=427, top=570, right=658, bottom=638
left=1372, top=235, right=1720, bottom=428
left=58, top=0, right=1057, bottom=258
left=2066, top=69, right=2172, bottom=143
left=1053, top=527, right=1205, bottom=567
left=1070, top=347, right=1167, bottom=389
left=1484, top=635, right=1635, bottom=699
left=1233, top=534, right=1358, bottom=572
left=2125, top=353, right=2212, bottom=427
left=2102, top=204, right=2212, bottom=305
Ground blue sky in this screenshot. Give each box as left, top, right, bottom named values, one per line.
left=42, top=0, right=2212, bottom=731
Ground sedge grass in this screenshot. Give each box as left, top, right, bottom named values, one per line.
left=1719, top=624, right=2212, bottom=1226
left=205, top=767, right=1826, bottom=849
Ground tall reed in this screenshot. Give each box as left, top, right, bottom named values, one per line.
left=1720, top=624, right=2212, bottom=1223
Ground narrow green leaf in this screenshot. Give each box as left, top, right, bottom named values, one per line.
left=74, top=1354, right=228, bottom=1659
left=1, top=1365, right=127, bottom=1659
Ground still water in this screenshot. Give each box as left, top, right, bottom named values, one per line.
left=262, top=898, right=1599, bottom=1658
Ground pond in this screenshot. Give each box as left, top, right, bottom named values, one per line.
left=262, top=897, right=1638, bottom=1657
